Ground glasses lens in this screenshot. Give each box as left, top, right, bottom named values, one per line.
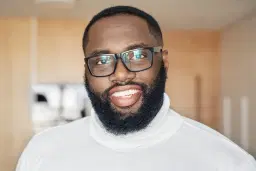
left=87, top=55, right=116, bottom=76
left=122, top=49, right=153, bottom=71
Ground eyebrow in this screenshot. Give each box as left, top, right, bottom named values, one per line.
left=86, top=42, right=151, bottom=57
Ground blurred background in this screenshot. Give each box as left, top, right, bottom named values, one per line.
left=0, top=0, right=256, bottom=170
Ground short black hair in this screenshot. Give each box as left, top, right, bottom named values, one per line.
left=82, top=5, right=163, bottom=54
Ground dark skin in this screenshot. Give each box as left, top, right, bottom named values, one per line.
left=84, top=15, right=169, bottom=116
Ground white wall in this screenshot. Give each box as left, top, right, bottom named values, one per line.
left=221, top=12, right=256, bottom=157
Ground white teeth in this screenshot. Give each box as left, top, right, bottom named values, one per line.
left=112, top=89, right=139, bottom=97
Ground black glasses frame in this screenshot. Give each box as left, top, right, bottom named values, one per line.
left=84, top=46, right=162, bottom=77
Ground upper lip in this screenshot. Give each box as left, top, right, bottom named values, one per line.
left=109, top=85, right=142, bottom=96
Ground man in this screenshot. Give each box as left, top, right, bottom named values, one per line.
left=16, top=6, right=256, bottom=171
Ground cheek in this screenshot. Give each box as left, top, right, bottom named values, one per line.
left=86, top=74, right=111, bottom=93
left=136, top=60, right=161, bottom=84
left=136, top=69, right=158, bottom=85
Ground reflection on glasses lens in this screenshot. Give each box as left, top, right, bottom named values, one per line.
left=122, top=49, right=152, bottom=71
left=88, top=55, right=116, bottom=76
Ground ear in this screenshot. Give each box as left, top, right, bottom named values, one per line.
left=162, top=49, right=169, bottom=72
left=84, top=63, right=90, bottom=79
left=84, top=59, right=89, bottom=73
left=84, top=63, right=87, bottom=71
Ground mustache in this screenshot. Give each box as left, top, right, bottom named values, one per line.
left=101, top=81, right=148, bottom=100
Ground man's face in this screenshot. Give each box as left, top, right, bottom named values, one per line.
left=84, top=15, right=169, bottom=135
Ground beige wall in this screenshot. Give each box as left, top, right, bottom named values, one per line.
left=0, top=18, right=33, bottom=171
left=164, top=31, right=220, bottom=130
left=221, top=13, right=256, bottom=156
left=37, top=19, right=86, bottom=83
left=0, top=18, right=221, bottom=171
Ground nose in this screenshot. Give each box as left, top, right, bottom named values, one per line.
left=109, top=60, right=135, bottom=84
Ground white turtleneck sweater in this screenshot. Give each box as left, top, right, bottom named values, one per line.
left=16, top=94, right=256, bottom=171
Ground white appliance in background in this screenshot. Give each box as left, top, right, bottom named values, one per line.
left=31, top=83, right=92, bottom=133
left=61, top=85, right=88, bottom=120
left=32, top=103, right=59, bottom=133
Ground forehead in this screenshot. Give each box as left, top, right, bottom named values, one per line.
left=85, top=15, right=157, bottom=55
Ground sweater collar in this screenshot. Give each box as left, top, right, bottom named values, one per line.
left=89, top=93, right=183, bottom=152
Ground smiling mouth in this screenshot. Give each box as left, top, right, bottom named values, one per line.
left=109, top=85, right=142, bottom=108
left=112, top=89, right=140, bottom=98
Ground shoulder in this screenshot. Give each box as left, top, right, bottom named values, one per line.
left=16, top=117, right=91, bottom=171
left=31, top=117, right=91, bottom=145
left=170, top=109, right=256, bottom=169
left=235, top=156, right=256, bottom=171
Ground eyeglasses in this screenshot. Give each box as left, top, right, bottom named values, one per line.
left=84, top=46, right=162, bottom=77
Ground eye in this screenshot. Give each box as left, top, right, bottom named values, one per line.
left=126, top=51, right=139, bottom=60
left=132, top=51, right=147, bottom=60
left=136, top=54, right=146, bottom=59
left=96, top=56, right=111, bottom=65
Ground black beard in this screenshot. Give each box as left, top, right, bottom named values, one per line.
left=84, top=63, right=167, bottom=135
